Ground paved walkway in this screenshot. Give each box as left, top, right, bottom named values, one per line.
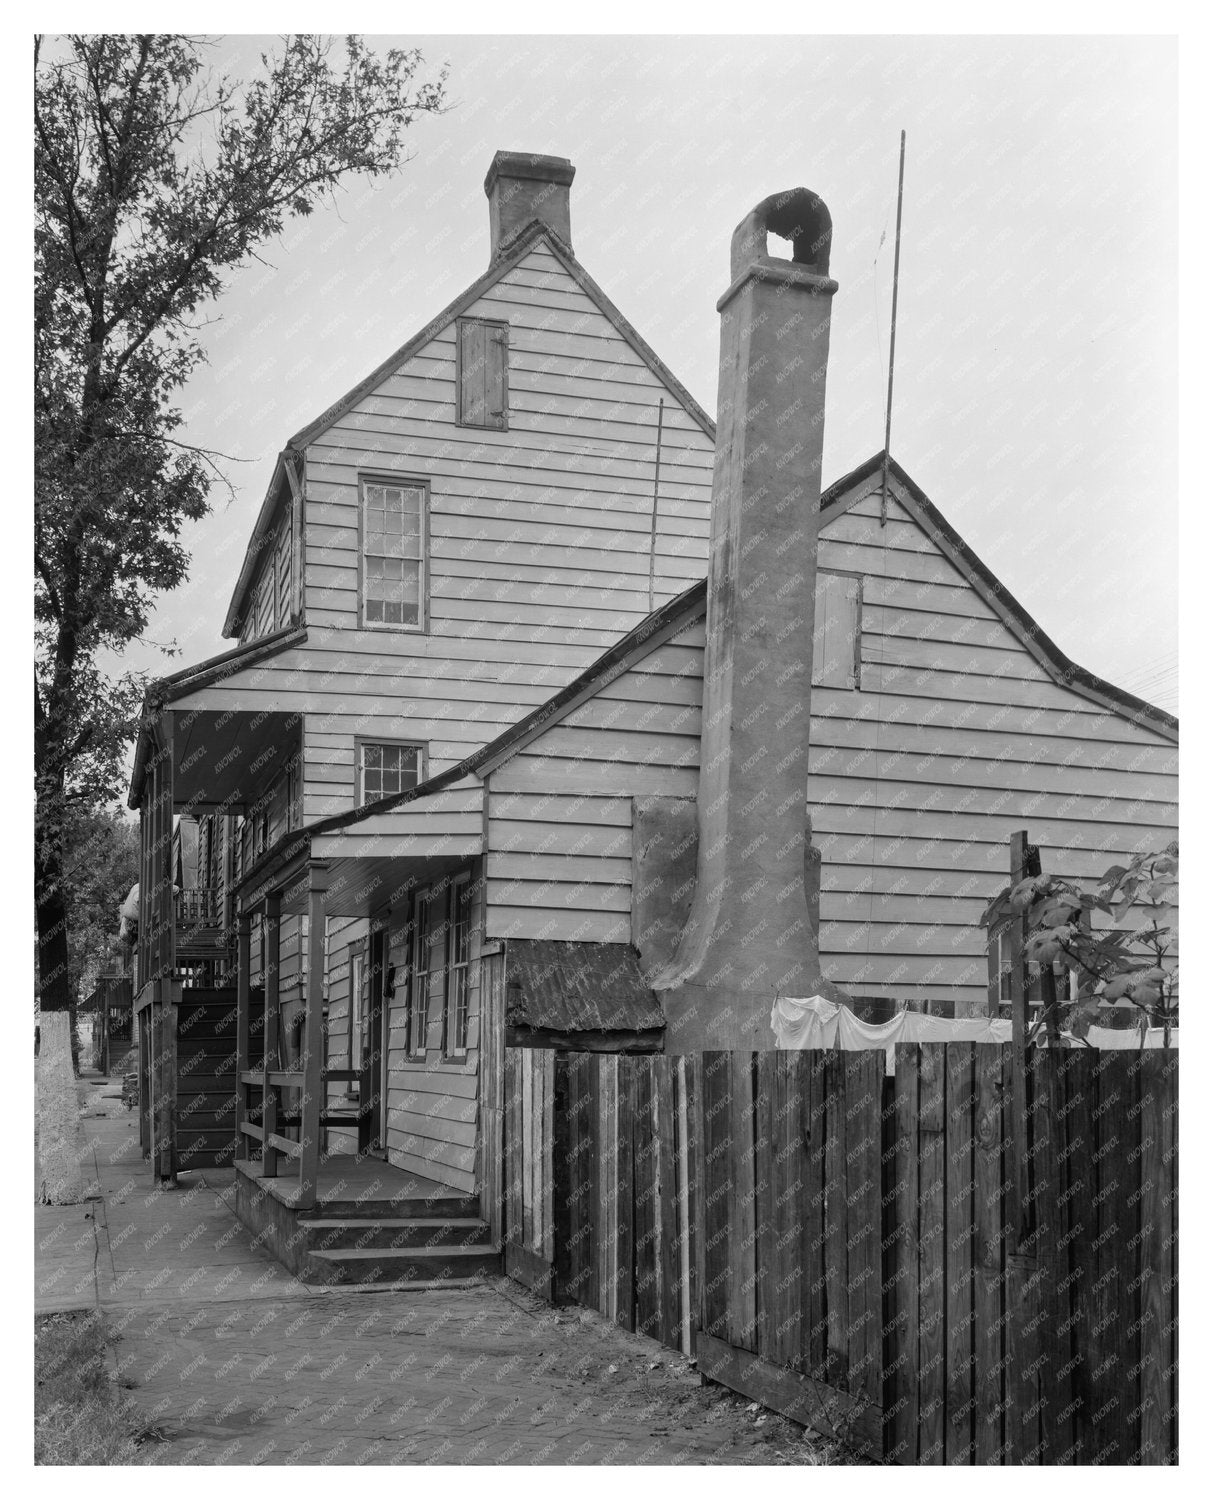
left=35, top=1079, right=839, bottom=1464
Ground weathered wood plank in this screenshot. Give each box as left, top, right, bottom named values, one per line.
left=682, top=1053, right=700, bottom=1358
left=656, top=1054, right=680, bottom=1350
left=917, top=1043, right=946, bottom=1465
left=1136, top=1052, right=1166, bottom=1465
left=844, top=1052, right=881, bottom=1409
left=888, top=1045, right=920, bottom=1465
left=756, top=1050, right=779, bottom=1365
left=700, top=1051, right=730, bottom=1343
left=802, top=1050, right=829, bottom=1382
left=616, top=1054, right=636, bottom=1333
left=972, top=1043, right=1006, bottom=1465
left=944, top=1043, right=976, bottom=1464
left=696, top=1332, right=882, bottom=1462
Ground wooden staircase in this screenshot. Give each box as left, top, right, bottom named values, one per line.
left=297, top=1193, right=499, bottom=1286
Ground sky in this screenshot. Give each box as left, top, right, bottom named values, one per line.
left=126, top=32, right=1178, bottom=713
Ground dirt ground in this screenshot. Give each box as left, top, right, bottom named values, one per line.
left=41, top=1080, right=868, bottom=1466
left=113, top=1282, right=859, bottom=1466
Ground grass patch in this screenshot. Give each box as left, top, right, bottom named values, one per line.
left=35, top=1311, right=151, bottom=1465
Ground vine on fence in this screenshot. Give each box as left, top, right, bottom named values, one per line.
left=981, top=843, right=1179, bottom=1046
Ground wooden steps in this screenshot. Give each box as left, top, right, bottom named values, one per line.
left=303, top=1239, right=501, bottom=1287
left=299, top=1215, right=493, bottom=1253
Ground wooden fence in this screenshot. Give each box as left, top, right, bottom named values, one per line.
left=503, top=1042, right=1177, bottom=1465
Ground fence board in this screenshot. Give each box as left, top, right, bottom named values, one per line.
left=824, top=1053, right=848, bottom=1390
left=685, top=1053, right=703, bottom=1352
left=801, top=1051, right=828, bottom=1381
left=701, top=1051, right=731, bottom=1342
left=917, top=1044, right=946, bottom=1464
left=889, top=1046, right=920, bottom=1464
left=944, top=1044, right=976, bottom=1464
left=1165, top=1050, right=1178, bottom=1464
left=1137, top=1052, right=1165, bottom=1464
left=1092, top=1052, right=1125, bottom=1464
left=845, top=1053, right=882, bottom=1406
left=616, top=1055, right=636, bottom=1333
left=972, top=1044, right=1006, bottom=1464
left=728, top=1052, right=759, bottom=1352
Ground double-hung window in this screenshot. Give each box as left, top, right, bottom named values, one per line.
left=406, top=875, right=475, bottom=1062
left=357, top=742, right=424, bottom=807
left=360, top=478, right=426, bottom=629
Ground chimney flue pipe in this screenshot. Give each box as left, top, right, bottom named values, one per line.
left=655, top=189, right=846, bottom=1052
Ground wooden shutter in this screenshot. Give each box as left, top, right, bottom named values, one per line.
left=813, top=571, right=861, bottom=688
left=459, top=319, right=508, bottom=430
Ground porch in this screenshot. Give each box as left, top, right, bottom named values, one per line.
left=232, top=1148, right=496, bottom=1287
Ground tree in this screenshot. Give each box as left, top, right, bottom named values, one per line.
left=34, top=33, right=447, bottom=1199
left=982, top=843, right=1179, bottom=1047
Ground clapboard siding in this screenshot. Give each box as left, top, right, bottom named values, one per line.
left=482, top=480, right=1177, bottom=1010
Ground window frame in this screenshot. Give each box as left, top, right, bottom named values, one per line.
left=442, top=873, right=474, bottom=1061
left=812, top=567, right=863, bottom=691
left=353, top=738, right=427, bottom=808
left=357, top=472, right=429, bottom=634
left=407, top=890, right=437, bottom=1060
left=455, top=316, right=510, bottom=432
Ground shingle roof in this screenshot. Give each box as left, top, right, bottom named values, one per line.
left=505, top=940, right=665, bottom=1034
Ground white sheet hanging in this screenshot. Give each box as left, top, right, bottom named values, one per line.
left=771, top=995, right=1171, bottom=1074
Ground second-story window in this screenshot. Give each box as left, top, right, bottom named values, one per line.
left=361, top=478, right=426, bottom=629
left=457, top=317, right=508, bottom=430
left=813, top=570, right=862, bottom=690
left=358, top=741, right=424, bottom=806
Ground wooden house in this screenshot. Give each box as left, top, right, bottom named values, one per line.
left=129, top=161, right=1177, bottom=1285
left=126, top=150, right=720, bottom=1266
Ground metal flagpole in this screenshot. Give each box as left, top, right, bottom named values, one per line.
left=880, top=131, right=906, bottom=528
left=648, top=398, right=665, bottom=612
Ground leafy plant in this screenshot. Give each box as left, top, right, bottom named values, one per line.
left=981, top=842, right=1178, bottom=1047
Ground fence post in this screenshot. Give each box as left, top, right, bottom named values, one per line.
left=1007, top=830, right=1040, bottom=1247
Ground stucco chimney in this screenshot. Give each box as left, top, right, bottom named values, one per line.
left=654, top=188, right=844, bottom=1052
left=485, top=151, right=575, bottom=260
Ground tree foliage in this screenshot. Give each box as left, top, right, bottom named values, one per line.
left=34, top=34, right=447, bottom=1007
left=981, top=843, right=1179, bottom=1045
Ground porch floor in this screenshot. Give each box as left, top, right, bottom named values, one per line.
left=234, top=1154, right=469, bottom=1214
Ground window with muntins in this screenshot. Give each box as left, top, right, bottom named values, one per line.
left=358, top=742, right=423, bottom=806
left=361, top=479, right=425, bottom=628
left=457, top=318, right=508, bottom=430
left=445, top=876, right=473, bottom=1058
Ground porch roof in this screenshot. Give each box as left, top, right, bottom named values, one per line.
left=240, top=777, right=485, bottom=918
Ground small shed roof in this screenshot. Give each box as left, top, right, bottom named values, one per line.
left=505, top=940, right=664, bottom=1035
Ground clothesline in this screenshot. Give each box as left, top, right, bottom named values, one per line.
left=771, top=994, right=1176, bottom=1076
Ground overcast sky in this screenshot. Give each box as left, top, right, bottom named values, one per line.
left=131, top=32, right=1178, bottom=713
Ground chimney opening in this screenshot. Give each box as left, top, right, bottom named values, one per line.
left=731, top=188, right=833, bottom=280
left=766, top=231, right=796, bottom=262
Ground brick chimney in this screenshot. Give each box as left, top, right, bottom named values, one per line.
left=654, top=188, right=845, bottom=1052
left=485, top=151, right=575, bottom=260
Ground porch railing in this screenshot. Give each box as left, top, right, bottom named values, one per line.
left=175, top=886, right=222, bottom=926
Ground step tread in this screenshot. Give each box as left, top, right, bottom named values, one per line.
left=311, top=1244, right=499, bottom=1262
left=298, top=1216, right=490, bottom=1230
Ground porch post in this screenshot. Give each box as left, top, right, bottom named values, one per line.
left=298, top=872, right=326, bottom=1210
left=234, top=909, right=252, bottom=1162
left=262, top=895, right=281, bottom=1178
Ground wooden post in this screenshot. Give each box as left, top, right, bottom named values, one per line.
left=1007, top=830, right=1040, bottom=1247
left=262, top=895, right=281, bottom=1178
left=298, top=873, right=326, bottom=1210
left=235, top=910, right=252, bottom=1162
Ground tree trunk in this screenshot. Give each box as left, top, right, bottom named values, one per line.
left=35, top=810, right=87, bottom=1203
left=36, top=1011, right=87, bottom=1203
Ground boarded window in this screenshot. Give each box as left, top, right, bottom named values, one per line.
left=361, top=479, right=425, bottom=628
left=275, top=514, right=293, bottom=628
left=813, top=570, right=861, bottom=689
left=457, top=317, right=508, bottom=429
left=358, top=742, right=423, bottom=806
